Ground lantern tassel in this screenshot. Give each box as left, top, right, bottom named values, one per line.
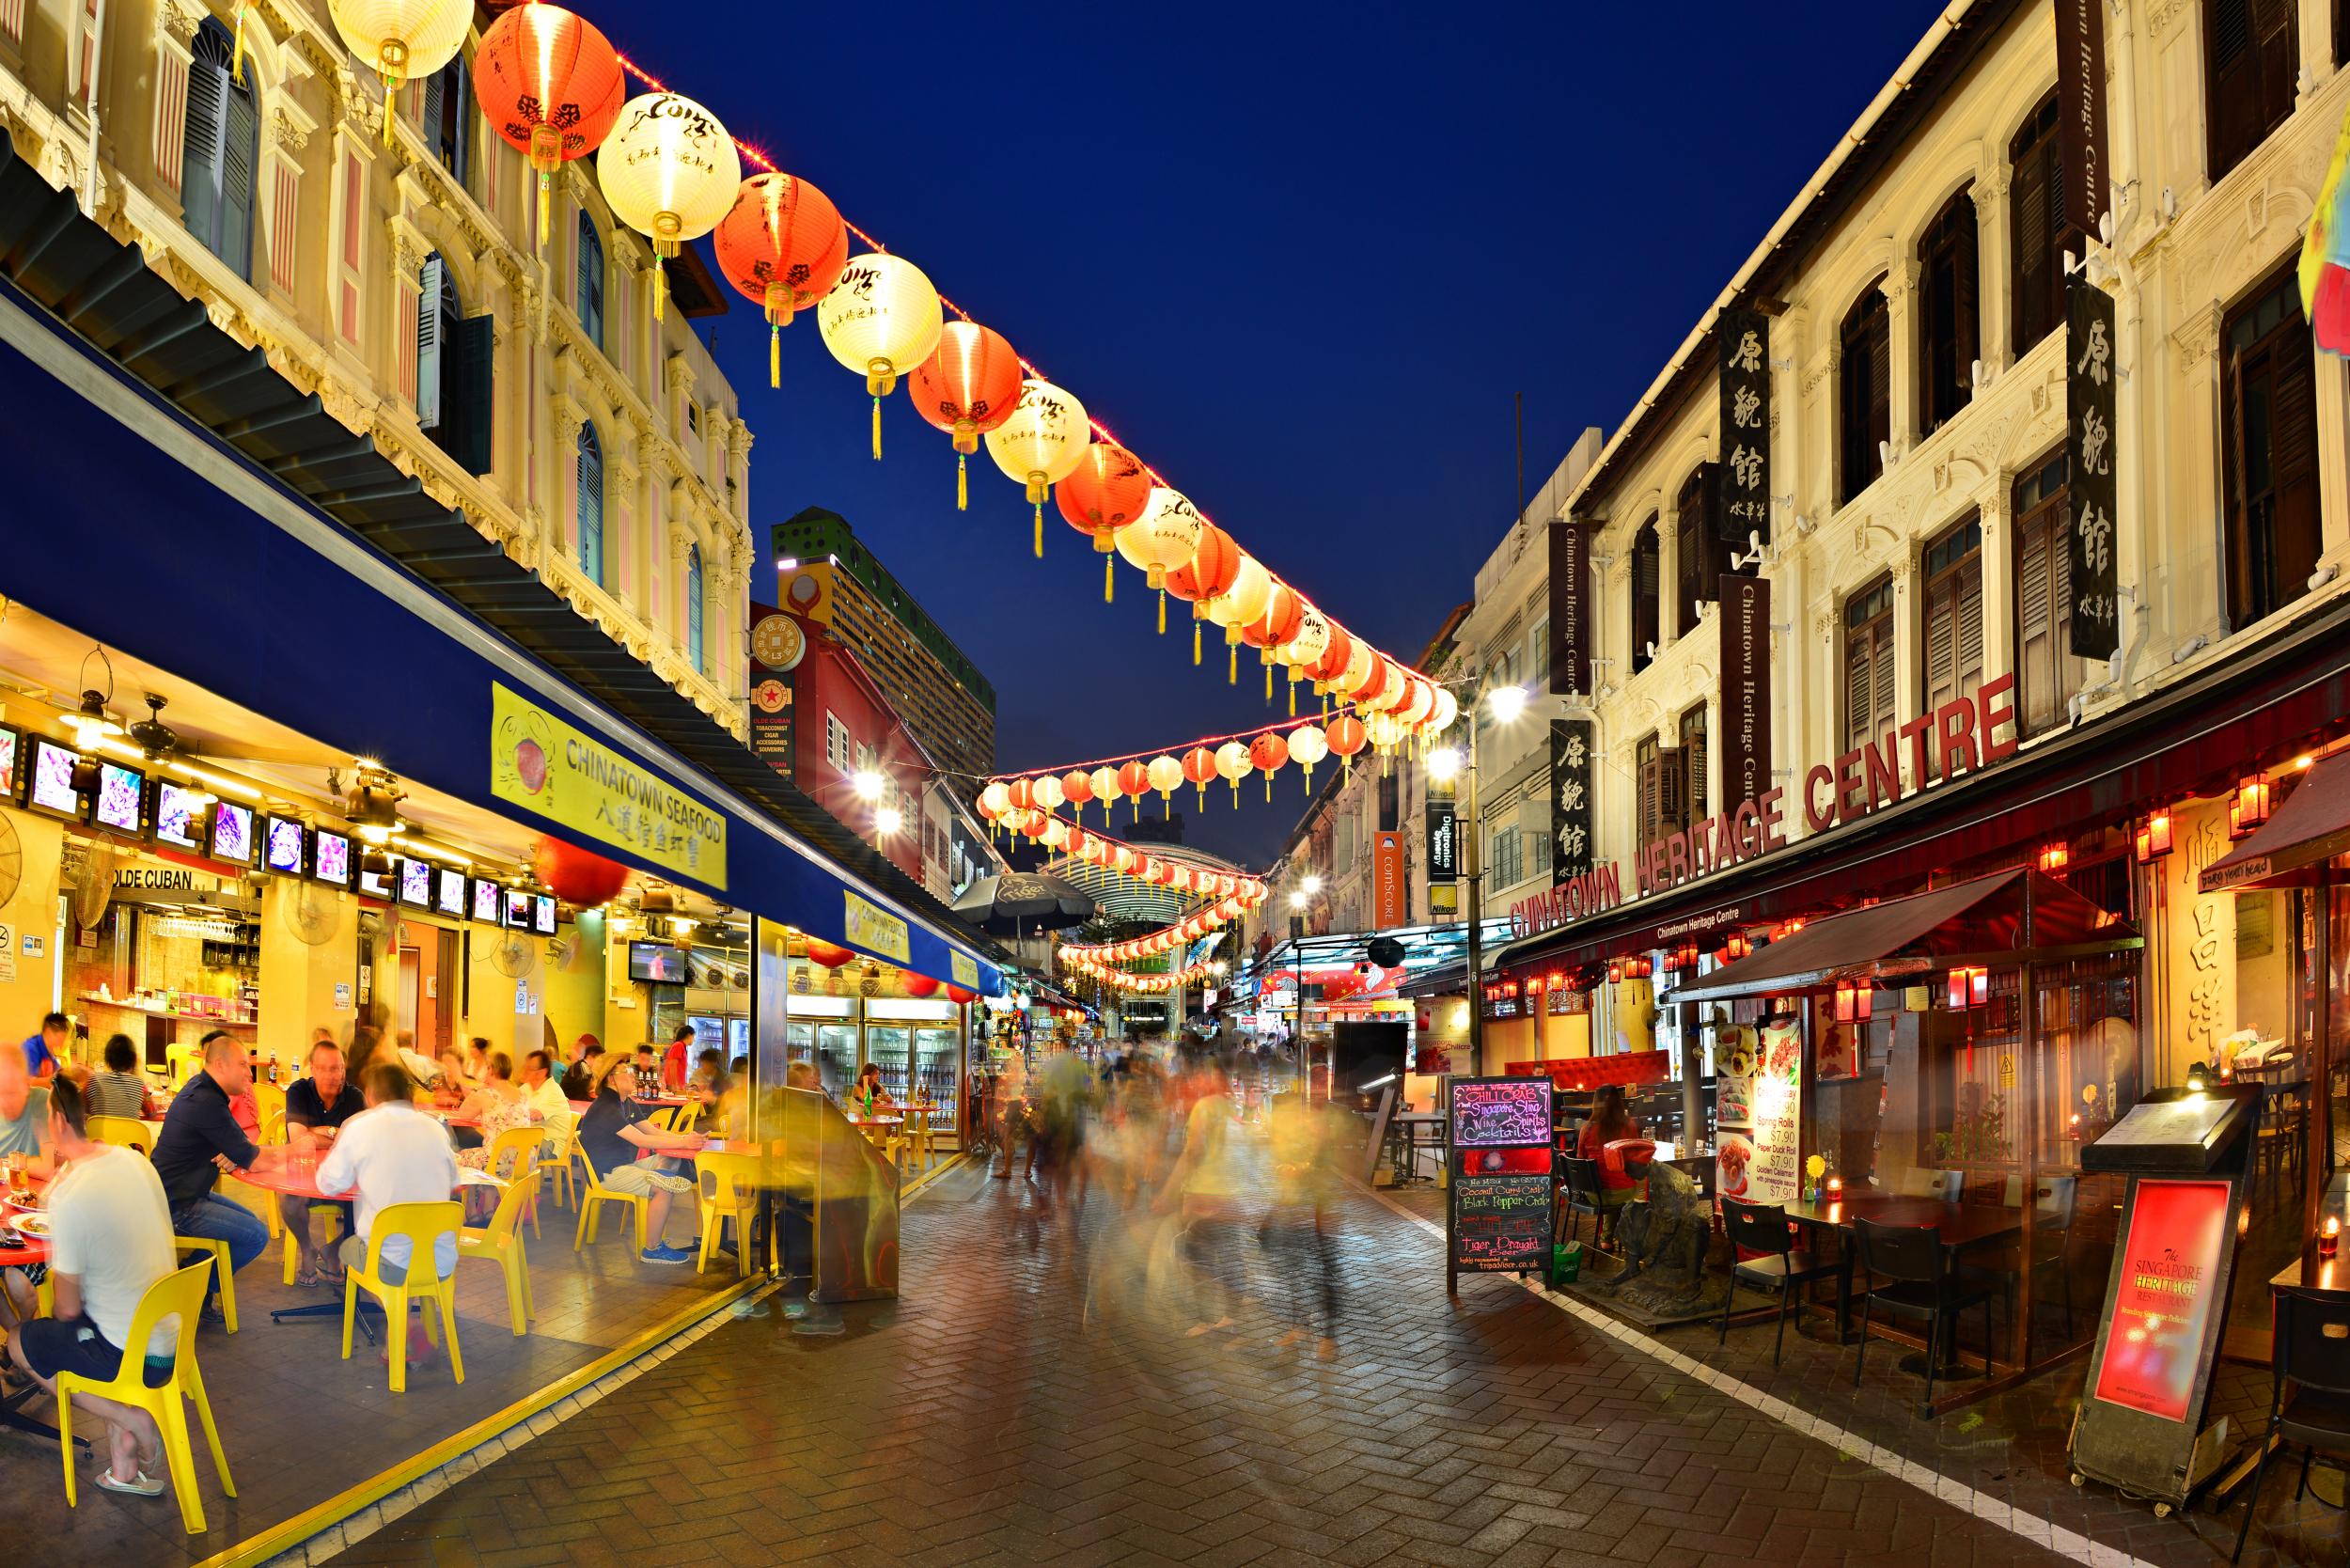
left=957, top=454, right=969, bottom=512
left=1192, top=620, right=1201, bottom=666
left=1288, top=683, right=1296, bottom=717
left=1104, top=552, right=1113, bottom=604
left=1229, top=644, right=1238, bottom=683
left=1263, top=664, right=1273, bottom=701
left=770, top=324, right=781, bottom=390
left=871, top=398, right=883, bottom=461
left=231, top=2, right=247, bottom=85
left=1156, top=590, right=1166, bottom=635
left=537, top=172, right=552, bottom=251
left=1230, top=779, right=1240, bottom=807
left=381, top=72, right=397, bottom=148
left=653, top=257, right=666, bottom=321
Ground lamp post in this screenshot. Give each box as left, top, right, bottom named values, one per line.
left=1291, top=876, right=1320, bottom=1097
left=1432, top=683, right=1548, bottom=1079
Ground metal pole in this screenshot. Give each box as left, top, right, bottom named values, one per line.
left=2303, top=888, right=2331, bottom=1287
left=1464, top=712, right=1487, bottom=1077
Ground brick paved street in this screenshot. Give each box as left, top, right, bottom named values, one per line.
left=308, top=1125, right=2211, bottom=1568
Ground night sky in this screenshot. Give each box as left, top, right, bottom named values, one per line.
left=644, top=3, right=1948, bottom=870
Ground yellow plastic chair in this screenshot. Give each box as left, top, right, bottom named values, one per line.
left=480, top=1124, right=544, bottom=1239
left=459, top=1177, right=535, bottom=1336
left=539, top=1125, right=578, bottom=1212
left=56, top=1259, right=234, bottom=1535
left=340, top=1200, right=465, bottom=1394
left=259, top=1108, right=285, bottom=1146
left=164, top=1044, right=199, bottom=1088
left=572, top=1157, right=649, bottom=1253
left=252, top=1081, right=286, bottom=1132
left=694, top=1152, right=761, bottom=1277
left=88, top=1114, right=156, bottom=1153
left=171, top=1234, right=238, bottom=1334
left=901, top=1106, right=933, bottom=1171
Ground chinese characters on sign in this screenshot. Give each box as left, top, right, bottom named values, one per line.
left=1716, top=307, right=1771, bottom=546
left=490, top=682, right=728, bottom=888
left=2068, top=277, right=2122, bottom=661
left=1549, top=718, right=1596, bottom=885
left=1548, top=518, right=1591, bottom=697
left=1718, top=573, right=1772, bottom=808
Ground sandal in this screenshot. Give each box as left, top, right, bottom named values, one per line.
left=293, top=1266, right=322, bottom=1290
left=96, top=1466, right=164, bottom=1497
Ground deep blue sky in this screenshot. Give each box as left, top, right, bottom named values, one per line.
left=653, top=3, right=1946, bottom=870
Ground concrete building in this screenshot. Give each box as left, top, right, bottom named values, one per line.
left=774, top=508, right=997, bottom=783
left=0, top=0, right=755, bottom=730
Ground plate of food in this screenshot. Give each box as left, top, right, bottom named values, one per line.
left=8, top=1212, right=53, bottom=1240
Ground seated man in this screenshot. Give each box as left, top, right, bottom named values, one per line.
left=517, top=1050, right=571, bottom=1130
left=317, top=1064, right=460, bottom=1368
left=149, top=1033, right=291, bottom=1317
left=282, top=1041, right=366, bottom=1287
left=0, top=1048, right=53, bottom=1325
left=577, top=1058, right=706, bottom=1265
left=558, top=1043, right=603, bottom=1103
left=7, top=1078, right=179, bottom=1498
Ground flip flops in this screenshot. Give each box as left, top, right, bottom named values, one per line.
left=96, top=1466, right=165, bottom=1497
left=293, top=1265, right=322, bottom=1290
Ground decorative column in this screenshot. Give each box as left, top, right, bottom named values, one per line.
left=608, top=449, right=641, bottom=608
left=1889, top=557, right=1921, bottom=787
left=387, top=216, right=428, bottom=410
left=668, top=520, right=697, bottom=651
left=1975, top=158, right=2013, bottom=374
left=1658, top=495, right=1684, bottom=646
left=2168, top=304, right=2226, bottom=645
left=149, top=0, right=204, bottom=207
left=664, top=353, right=697, bottom=442
left=1973, top=470, right=2015, bottom=697
left=551, top=393, right=588, bottom=569
left=1881, top=259, right=1919, bottom=456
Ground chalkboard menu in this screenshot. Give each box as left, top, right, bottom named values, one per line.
left=1446, top=1075, right=1555, bottom=1289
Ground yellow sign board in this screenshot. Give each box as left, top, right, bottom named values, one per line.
left=843, top=888, right=910, bottom=963
left=951, top=951, right=979, bottom=989
left=490, top=682, right=728, bottom=888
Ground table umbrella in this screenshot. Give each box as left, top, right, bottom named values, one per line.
left=952, top=873, right=1095, bottom=935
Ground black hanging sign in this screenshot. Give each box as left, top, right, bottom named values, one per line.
left=1717, top=307, right=1770, bottom=545
left=1549, top=718, right=1595, bottom=885
left=1718, top=572, right=1772, bottom=808
left=2067, top=277, right=2120, bottom=661
left=1426, top=779, right=1459, bottom=882
left=2055, top=0, right=2109, bottom=240
left=1548, top=518, right=1590, bottom=697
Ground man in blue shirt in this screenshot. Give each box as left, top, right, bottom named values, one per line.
left=149, top=1033, right=292, bottom=1313
left=19, top=1011, right=65, bottom=1082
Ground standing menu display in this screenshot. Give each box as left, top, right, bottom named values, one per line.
left=1446, top=1075, right=1556, bottom=1291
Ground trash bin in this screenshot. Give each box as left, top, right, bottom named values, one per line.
left=1550, top=1240, right=1582, bottom=1285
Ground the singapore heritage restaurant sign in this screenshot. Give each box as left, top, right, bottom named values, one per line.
left=1508, top=673, right=2021, bottom=938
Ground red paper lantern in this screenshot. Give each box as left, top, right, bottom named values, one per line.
left=1057, top=442, right=1153, bottom=553
left=531, top=837, right=631, bottom=907
left=1240, top=581, right=1304, bottom=652
left=945, top=983, right=978, bottom=1005
left=806, top=938, right=855, bottom=968
left=1060, top=769, right=1094, bottom=818
left=910, top=321, right=1023, bottom=510
left=1325, top=713, right=1368, bottom=760
left=901, top=971, right=942, bottom=999
left=1163, top=523, right=1241, bottom=662
left=1181, top=745, right=1218, bottom=807
left=1308, top=622, right=1354, bottom=693
left=713, top=173, right=849, bottom=387
left=1006, top=777, right=1034, bottom=812
left=472, top=3, right=625, bottom=246
left=1249, top=732, right=1289, bottom=800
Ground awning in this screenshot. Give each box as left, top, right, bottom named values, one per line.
left=1396, top=961, right=1468, bottom=998
left=2199, top=753, right=2350, bottom=892
left=1673, top=870, right=2136, bottom=1005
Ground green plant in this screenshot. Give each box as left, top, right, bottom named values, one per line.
left=1934, top=1091, right=2009, bottom=1164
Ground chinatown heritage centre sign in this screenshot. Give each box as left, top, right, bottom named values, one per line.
left=1508, top=673, right=2021, bottom=938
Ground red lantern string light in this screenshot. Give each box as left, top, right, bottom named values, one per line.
left=1115, top=760, right=1151, bottom=821
left=1164, top=523, right=1241, bottom=660
left=1325, top=713, right=1368, bottom=774
left=1239, top=580, right=1304, bottom=703
left=2038, top=841, right=2070, bottom=873
left=1057, top=441, right=1153, bottom=594
left=713, top=171, right=849, bottom=388
left=1181, top=745, right=1217, bottom=809
left=1059, top=769, right=1093, bottom=822
left=910, top=321, right=1024, bottom=512
left=1249, top=731, right=1289, bottom=801
left=474, top=3, right=626, bottom=247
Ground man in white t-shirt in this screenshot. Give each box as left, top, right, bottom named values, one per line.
left=317, top=1064, right=460, bottom=1366
left=7, top=1077, right=179, bottom=1498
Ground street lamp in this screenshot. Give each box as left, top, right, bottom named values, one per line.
left=851, top=769, right=886, bottom=801
left=1453, top=680, right=1562, bottom=1077
left=874, top=805, right=904, bottom=836
left=1301, top=873, right=1323, bottom=896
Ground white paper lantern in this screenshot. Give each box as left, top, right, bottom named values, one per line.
left=1114, top=486, right=1206, bottom=592
left=597, top=93, right=742, bottom=318
left=331, top=0, right=471, bottom=142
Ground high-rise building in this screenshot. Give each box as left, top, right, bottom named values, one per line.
left=773, top=508, right=997, bottom=782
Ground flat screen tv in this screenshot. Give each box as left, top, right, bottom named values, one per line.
left=25, top=738, right=81, bottom=820
left=153, top=782, right=209, bottom=851
left=471, top=878, right=503, bottom=924
left=435, top=867, right=467, bottom=917
left=504, top=888, right=532, bottom=929
left=630, top=941, right=689, bottom=983
left=0, top=727, right=28, bottom=801
left=90, top=761, right=145, bottom=836
left=312, top=829, right=352, bottom=888
left=261, top=816, right=306, bottom=876
left=209, top=802, right=256, bottom=867
left=532, top=893, right=557, bottom=936
left=398, top=857, right=432, bottom=908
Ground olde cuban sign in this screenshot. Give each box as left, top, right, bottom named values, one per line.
left=1508, top=674, right=2020, bottom=938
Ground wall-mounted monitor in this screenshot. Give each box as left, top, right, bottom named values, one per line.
left=532, top=894, right=557, bottom=936
left=25, top=738, right=81, bottom=820
left=90, top=761, right=146, bottom=837
left=630, top=941, right=690, bottom=983
left=435, top=867, right=467, bottom=917
left=471, top=877, right=503, bottom=925
left=357, top=864, right=391, bottom=900
left=0, top=727, right=27, bottom=801
left=153, top=782, right=209, bottom=851
left=504, top=888, right=532, bottom=929
left=312, top=828, right=352, bottom=887
left=398, top=857, right=432, bottom=908
left=208, top=802, right=256, bottom=867
left=261, top=816, right=306, bottom=876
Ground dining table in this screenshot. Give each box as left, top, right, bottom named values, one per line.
left=0, top=1184, right=86, bottom=1448
left=1776, top=1191, right=2023, bottom=1367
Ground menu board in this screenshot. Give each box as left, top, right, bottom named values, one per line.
left=25, top=738, right=78, bottom=818
left=1747, top=1019, right=1804, bottom=1206
left=312, top=829, right=351, bottom=886
left=209, top=802, right=255, bottom=866
left=1450, top=1172, right=1553, bottom=1273
left=1446, top=1075, right=1554, bottom=1284
left=1451, top=1079, right=1552, bottom=1147
left=2092, top=1179, right=2232, bottom=1422
left=398, top=857, right=432, bottom=907
left=435, top=867, right=468, bottom=917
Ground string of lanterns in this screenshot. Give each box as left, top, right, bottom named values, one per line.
left=800, top=937, right=979, bottom=1004
left=1058, top=877, right=1263, bottom=964
left=979, top=798, right=1270, bottom=905
left=1058, top=951, right=1218, bottom=994
left=362, top=4, right=1441, bottom=705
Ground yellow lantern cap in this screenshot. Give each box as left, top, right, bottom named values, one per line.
left=818, top=253, right=945, bottom=394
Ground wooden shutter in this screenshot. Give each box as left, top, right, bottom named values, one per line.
left=181, top=40, right=227, bottom=262
left=1657, top=746, right=1686, bottom=836
left=1953, top=198, right=1979, bottom=391
left=2207, top=0, right=2263, bottom=181
left=1681, top=709, right=1708, bottom=820
left=2252, top=0, right=2297, bottom=135
left=415, top=254, right=445, bottom=429
left=2273, top=306, right=2323, bottom=604
left=449, top=313, right=494, bottom=475
left=221, top=71, right=257, bottom=282
left=1844, top=630, right=1874, bottom=755
left=422, top=68, right=445, bottom=163
left=1631, top=525, right=1660, bottom=669
left=1637, top=745, right=1659, bottom=846
left=576, top=428, right=603, bottom=586
left=577, top=212, right=603, bottom=349
left=1866, top=308, right=1891, bottom=463
left=1676, top=495, right=1702, bottom=635
left=2016, top=516, right=2056, bottom=735
left=1925, top=587, right=1956, bottom=714
left=2013, top=118, right=2053, bottom=351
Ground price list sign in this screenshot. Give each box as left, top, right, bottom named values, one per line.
left=1447, top=1076, right=1555, bottom=1289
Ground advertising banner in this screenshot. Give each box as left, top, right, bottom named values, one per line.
left=1719, top=572, right=1772, bottom=808
left=2056, top=0, right=2110, bottom=239
left=1373, top=830, right=1405, bottom=928
left=2092, top=1179, right=2232, bottom=1422
left=490, top=681, right=728, bottom=887
left=1549, top=519, right=1591, bottom=696
left=1550, top=718, right=1595, bottom=884
left=1426, top=780, right=1459, bottom=882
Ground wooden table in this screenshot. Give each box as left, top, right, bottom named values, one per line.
left=0, top=1188, right=82, bottom=1447
left=1778, top=1193, right=2022, bottom=1348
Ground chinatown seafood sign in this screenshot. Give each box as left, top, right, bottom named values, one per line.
left=1508, top=675, right=2019, bottom=938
